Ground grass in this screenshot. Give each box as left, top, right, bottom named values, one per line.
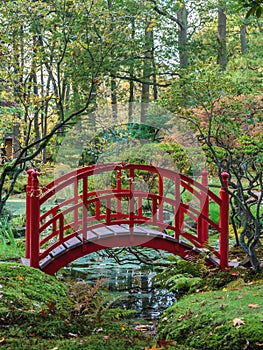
left=158, top=280, right=263, bottom=350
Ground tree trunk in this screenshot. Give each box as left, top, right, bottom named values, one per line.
left=128, top=17, right=135, bottom=121
left=240, top=25, right=248, bottom=54
left=111, top=77, right=118, bottom=121
left=217, top=2, right=227, bottom=71
left=141, top=20, right=153, bottom=123
left=177, top=4, right=188, bottom=69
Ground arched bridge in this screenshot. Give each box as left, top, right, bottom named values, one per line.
left=23, top=163, right=230, bottom=275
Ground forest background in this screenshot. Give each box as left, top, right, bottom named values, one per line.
left=0, top=0, right=262, bottom=270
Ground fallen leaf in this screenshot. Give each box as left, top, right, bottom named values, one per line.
left=247, top=304, right=259, bottom=309
left=0, top=337, right=6, bottom=345
left=17, top=275, right=25, bottom=281
left=177, top=315, right=185, bottom=322
left=68, top=333, right=78, bottom=338
left=232, top=317, right=245, bottom=328
left=144, top=345, right=163, bottom=350
left=255, top=342, right=263, bottom=346
left=243, top=340, right=249, bottom=349
left=157, top=339, right=177, bottom=349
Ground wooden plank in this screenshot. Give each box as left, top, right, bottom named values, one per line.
left=92, top=226, right=115, bottom=236
left=64, top=236, right=82, bottom=250
left=39, top=255, right=52, bottom=269
left=109, top=224, right=129, bottom=233
left=83, top=230, right=100, bottom=242
left=50, top=244, right=67, bottom=258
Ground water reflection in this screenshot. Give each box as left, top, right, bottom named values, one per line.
left=63, top=253, right=176, bottom=320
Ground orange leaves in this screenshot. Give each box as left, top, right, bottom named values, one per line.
left=144, top=345, right=163, bottom=350
left=17, top=275, right=25, bottom=281
left=144, top=340, right=176, bottom=350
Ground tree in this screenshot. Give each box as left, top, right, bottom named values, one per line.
left=0, top=0, right=129, bottom=215
left=239, top=0, right=263, bottom=18
left=160, top=63, right=263, bottom=271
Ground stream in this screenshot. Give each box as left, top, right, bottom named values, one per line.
left=62, top=252, right=177, bottom=321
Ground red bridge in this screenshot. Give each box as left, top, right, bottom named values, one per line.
left=24, top=163, right=230, bottom=275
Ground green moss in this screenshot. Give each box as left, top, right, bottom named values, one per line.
left=158, top=283, right=263, bottom=350
left=0, top=262, right=71, bottom=325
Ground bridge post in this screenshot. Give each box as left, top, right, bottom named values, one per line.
left=199, top=169, right=209, bottom=244
left=28, top=170, right=40, bottom=268
left=220, top=171, right=229, bottom=269
left=26, top=169, right=34, bottom=258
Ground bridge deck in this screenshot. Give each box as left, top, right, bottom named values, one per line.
left=22, top=225, right=226, bottom=272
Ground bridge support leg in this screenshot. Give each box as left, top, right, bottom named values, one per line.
left=220, top=171, right=229, bottom=270
left=26, top=170, right=40, bottom=268
left=26, top=169, right=34, bottom=258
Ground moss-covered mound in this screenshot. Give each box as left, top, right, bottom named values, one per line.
left=158, top=282, right=263, bottom=350
left=0, top=263, right=72, bottom=334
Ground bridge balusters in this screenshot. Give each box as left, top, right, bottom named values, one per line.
left=82, top=176, right=88, bottom=241
left=220, top=171, right=229, bottom=269
left=106, top=198, right=111, bottom=224
left=74, top=179, right=79, bottom=232
left=95, top=199, right=100, bottom=219
left=158, top=174, right=164, bottom=223
left=129, top=168, right=135, bottom=240
left=116, top=169, right=122, bottom=219
left=152, top=197, right=157, bottom=225
left=59, top=214, right=64, bottom=241
left=198, top=169, right=209, bottom=244
left=174, top=177, right=181, bottom=241
left=138, top=196, right=143, bottom=218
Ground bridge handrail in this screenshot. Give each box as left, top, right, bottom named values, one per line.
left=40, top=163, right=221, bottom=206
left=26, top=163, right=229, bottom=271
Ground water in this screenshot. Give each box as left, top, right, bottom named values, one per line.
left=63, top=252, right=176, bottom=320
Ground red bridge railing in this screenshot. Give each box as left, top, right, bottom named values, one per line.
left=25, top=163, right=229, bottom=271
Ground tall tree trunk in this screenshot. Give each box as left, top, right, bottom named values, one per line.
left=107, top=0, right=118, bottom=121
left=110, top=77, right=118, bottom=121
left=217, top=1, right=227, bottom=71
left=240, top=25, right=248, bottom=54
left=141, top=20, right=153, bottom=123
left=177, top=3, right=188, bottom=69
left=129, top=17, right=135, bottom=121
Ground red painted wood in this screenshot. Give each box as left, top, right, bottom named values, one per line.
left=220, top=171, right=230, bottom=269
left=28, top=170, right=40, bottom=268
left=198, top=168, right=209, bottom=244
left=25, top=163, right=230, bottom=274
left=25, top=169, right=34, bottom=258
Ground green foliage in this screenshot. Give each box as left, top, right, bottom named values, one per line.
left=158, top=282, right=263, bottom=349
left=0, top=215, right=16, bottom=247
left=0, top=263, right=153, bottom=349
left=153, top=257, right=209, bottom=297
left=0, top=263, right=71, bottom=326
left=68, top=278, right=122, bottom=322
left=239, top=0, right=263, bottom=17
left=103, top=307, right=136, bottom=321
